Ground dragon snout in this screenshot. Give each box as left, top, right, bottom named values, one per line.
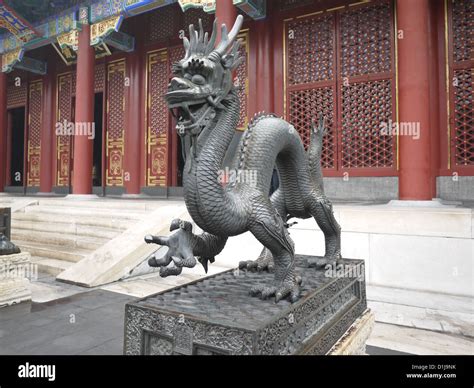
left=169, top=77, right=189, bottom=91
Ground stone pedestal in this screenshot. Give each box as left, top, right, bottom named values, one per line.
left=124, top=255, right=367, bottom=355
left=329, top=309, right=375, bottom=355
left=0, top=252, right=33, bottom=308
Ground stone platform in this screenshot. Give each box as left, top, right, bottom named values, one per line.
left=124, top=255, right=367, bottom=355
left=0, top=252, right=32, bottom=308
left=329, top=309, right=374, bottom=355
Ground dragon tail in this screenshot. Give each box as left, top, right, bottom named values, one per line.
left=308, top=114, right=326, bottom=197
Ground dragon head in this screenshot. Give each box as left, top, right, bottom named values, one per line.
left=166, top=15, right=244, bottom=136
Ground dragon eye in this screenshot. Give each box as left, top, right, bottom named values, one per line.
left=192, top=74, right=205, bottom=85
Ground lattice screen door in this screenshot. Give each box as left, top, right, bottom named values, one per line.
left=448, top=0, right=474, bottom=172
left=285, top=0, right=396, bottom=174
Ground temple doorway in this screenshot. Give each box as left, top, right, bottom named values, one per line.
left=8, top=107, right=26, bottom=188
left=92, top=92, right=104, bottom=193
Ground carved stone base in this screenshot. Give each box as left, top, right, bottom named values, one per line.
left=0, top=252, right=32, bottom=308
left=124, top=255, right=367, bottom=355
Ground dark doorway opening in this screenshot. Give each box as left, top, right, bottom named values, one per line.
left=9, top=107, right=25, bottom=187
left=70, top=96, right=76, bottom=192
left=176, top=136, right=185, bottom=187
left=170, top=113, right=185, bottom=188
left=92, top=93, right=104, bottom=189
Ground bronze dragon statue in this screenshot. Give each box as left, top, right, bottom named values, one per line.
left=145, top=15, right=342, bottom=303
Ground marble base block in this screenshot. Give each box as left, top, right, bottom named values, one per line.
left=124, top=255, right=367, bottom=355
left=0, top=252, right=33, bottom=308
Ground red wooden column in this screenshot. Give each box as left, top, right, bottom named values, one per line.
left=6, top=111, right=12, bottom=186
left=0, top=73, right=7, bottom=192
left=72, top=24, right=95, bottom=195
left=39, top=69, right=55, bottom=193
left=215, top=0, right=238, bottom=38
left=397, top=0, right=433, bottom=200
left=256, top=10, right=274, bottom=113
left=124, top=19, right=142, bottom=195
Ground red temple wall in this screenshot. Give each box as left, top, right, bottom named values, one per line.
left=2, top=0, right=473, bottom=194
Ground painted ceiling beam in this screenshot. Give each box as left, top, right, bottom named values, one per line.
left=104, top=31, right=135, bottom=53
left=178, top=0, right=216, bottom=13
left=1, top=0, right=177, bottom=54
left=0, top=0, right=40, bottom=41
left=177, top=0, right=266, bottom=19
left=233, top=0, right=266, bottom=20
left=14, top=55, right=47, bottom=75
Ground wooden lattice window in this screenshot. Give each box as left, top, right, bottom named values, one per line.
left=449, top=0, right=474, bottom=170
left=286, top=14, right=337, bottom=169
left=27, top=81, right=43, bottom=187
left=106, top=60, right=126, bottom=186
left=147, top=49, right=171, bottom=187
left=56, top=73, right=74, bottom=187
left=285, top=0, right=396, bottom=174
left=6, top=71, right=27, bottom=109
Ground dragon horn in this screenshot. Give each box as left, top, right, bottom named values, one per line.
left=212, top=15, right=244, bottom=58
left=206, top=19, right=218, bottom=54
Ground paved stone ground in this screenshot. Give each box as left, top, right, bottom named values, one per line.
left=2, top=270, right=473, bottom=356
left=0, top=290, right=133, bottom=355
left=0, top=267, right=413, bottom=357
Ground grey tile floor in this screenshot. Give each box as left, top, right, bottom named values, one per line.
left=0, top=290, right=134, bottom=355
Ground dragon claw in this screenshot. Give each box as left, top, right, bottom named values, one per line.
left=249, top=273, right=301, bottom=303
left=146, top=219, right=200, bottom=277
left=307, top=252, right=342, bottom=269
left=173, top=257, right=197, bottom=269
left=239, top=249, right=274, bottom=273
left=160, top=266, right=183, bottom=278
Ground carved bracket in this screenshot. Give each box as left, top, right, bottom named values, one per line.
left=178, top=0, right=216, bottom=13
left=15, top=56, right=47, bottom=75
left=1, top=48, right=24, bottom=73
left=90, top=15, right=124, bottom=46
left=233, top=0, right=266, bottom=20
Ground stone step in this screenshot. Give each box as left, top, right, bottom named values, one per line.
left=30, top=257, right=73, bottom=277
left=12, top=219, right=120, bottom=240
left=12, top=229, right=106, bottom=250
left=23, top=205, right=146, bottom=220
left=12, top=212, right=133, bottom=230
left=14, top=240, right=90, bottom=263
left=37, top=199, right=163, bottom=212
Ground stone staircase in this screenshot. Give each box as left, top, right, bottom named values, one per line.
left=9, top=198, right=163, bottom=277
left=0, top=196, right=14, bottom=211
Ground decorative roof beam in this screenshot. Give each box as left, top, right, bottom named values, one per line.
left=0, top=47, right=46, bottom=75
left=1, top=47, right=23, bottom=72
left=1, top=0, right=176, bottom=57
left=90, top=15, right=123, bottom=46
left=14, top=55, right=47, bottom=75
left=0, top=0, right=40, bottom=43
left=178, top=0, right=216, bottom=13
left=0, top=11, right=78, bottom=55
left=52, top=12, right=137, bottom=65
left=104, top=31, right=135, bottom=53
left=233, top=0, right=266, bottom=20
left=124, top=0, right=177, bottom=17
left=89, top=0, right=177, bottom=24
